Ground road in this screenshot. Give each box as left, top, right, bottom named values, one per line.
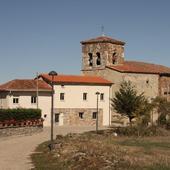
left=0, top=126, right=98, bottom=170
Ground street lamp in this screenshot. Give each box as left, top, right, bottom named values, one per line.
left=49, top=71, right=58, bottom=150
left=95, top=92, right=100, bottom=133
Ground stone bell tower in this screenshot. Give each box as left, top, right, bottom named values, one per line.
left=81, top=35, right=125, bottom=73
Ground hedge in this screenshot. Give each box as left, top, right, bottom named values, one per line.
left=0, top=108, right=41, bottom=122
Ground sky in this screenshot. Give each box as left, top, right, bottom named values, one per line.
left=0, top=0, right=170, bottom=83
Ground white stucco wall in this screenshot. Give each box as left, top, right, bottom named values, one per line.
left=53, top=84, right=111, bottom=126
left=6, top=92, right=51, bottom=126
left=0, top=95, right=8, bottom=109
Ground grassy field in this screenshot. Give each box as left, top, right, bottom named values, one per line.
left=31, top=130, right=170, bottom=170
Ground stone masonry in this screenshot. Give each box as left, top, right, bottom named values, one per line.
left=81, top=35, right=170, bottom=125
left=159, top=75, right=170, bottom=101
left=82, top=42, right=124, bottom=71
left=54, top=108, right=103, bottom=126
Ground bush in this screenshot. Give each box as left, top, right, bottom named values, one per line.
left=166, top=119, right=170, bottom=130
left=114, top=125, right=170, bottom=137
left=0, top=108, right=41, bottom=122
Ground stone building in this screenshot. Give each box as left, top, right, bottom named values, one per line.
left=81, top=35, right=170, bottom=123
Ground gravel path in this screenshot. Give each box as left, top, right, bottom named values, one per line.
left=0, top=126, right=99, bottom=170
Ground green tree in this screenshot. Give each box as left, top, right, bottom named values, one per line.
left=111, top=81, right=147, bottom=124
left=151, top=96, right=170, bottom=126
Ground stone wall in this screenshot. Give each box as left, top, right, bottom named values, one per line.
left=159, top=75, right=170, bottom=101
left=82, top=42, right=124, bottom=71
left=54, top=108, right=103, bottom=126
left=0, top=126, right=43, bottom=138
left=82, top=68, right=160, bottom=125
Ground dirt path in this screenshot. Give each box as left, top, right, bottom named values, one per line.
left=0, top=126, right=98, bottom=170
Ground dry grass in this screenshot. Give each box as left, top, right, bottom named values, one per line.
left=31, top=130, right=170, bottom=170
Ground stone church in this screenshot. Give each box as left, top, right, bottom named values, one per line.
left=81, top=35, right=170, bottom=123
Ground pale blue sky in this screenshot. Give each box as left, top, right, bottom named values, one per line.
left=0, top=0, right=170, bottom=83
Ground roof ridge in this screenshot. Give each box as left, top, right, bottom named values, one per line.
left=42, top=73, right=106, bottom=78
left=108, top=60, right=170, bottom=74
left=125, top=60, right=170, bottom=68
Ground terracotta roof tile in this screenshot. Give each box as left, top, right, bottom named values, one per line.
left=0, top=79, right=51, bottom=91
left=0, top=88, right=7, bottom=92
left=107, top=61, right=170, bottom=74
left=81, top=36, right=125, bottom=45
left=40, top=74, right=112, bottom=85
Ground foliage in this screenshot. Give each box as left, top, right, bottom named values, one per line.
left=135, top=98, right=152, bottom=127
left=114, top=126, right=170, bottom=137
left=111, top=81, right=150, bottom=124
left=0, top=108, right=41, bottom=122
left=151, top=97, right=170, bottom=126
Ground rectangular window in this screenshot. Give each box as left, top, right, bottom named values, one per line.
left=92, top=112, right=97, bottom=119
left=83, top=93, right=87, bottom=100
left=79, top=112, right=84, bottom=119
left=31, top=96, right=37, bottom=104
left=100, top=93, right=104, bottom=101
left=13, top=97, right=19, bottom=104
left=55, top=113, right=60, bottom=123
left=60, top=93, right=65, bottom=100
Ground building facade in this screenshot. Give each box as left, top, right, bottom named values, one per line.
left=39, top=74, right=112, bottom=126
left=0, top=75, right=112, bottom=127
left=81, top=35, right=170, bottom=123
left=0, top=79, right=52, bottom=126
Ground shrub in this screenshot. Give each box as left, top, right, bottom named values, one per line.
left=114, top=125, right=170, bottom=137
left=0, top=108, right=41, bottom=122
left=166, top=118, right=170, bottom=130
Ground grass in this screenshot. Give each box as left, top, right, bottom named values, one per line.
left=116, top=138, right=170, bottom=150
left=31, top=130, right=170, bottom=170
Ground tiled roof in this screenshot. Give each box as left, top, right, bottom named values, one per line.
left=40, top=74, right=112, bottom=85
left=81, top=36, right=125, bottom=45
left=107, top=61, right=170, bottom=74
left=0, top=88, right=7, bottom=92
left=0, top=79, right=51, bottom=91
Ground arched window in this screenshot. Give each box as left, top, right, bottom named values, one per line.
left=112, top=52, right=117, bottom=64
left=96, top=52, right=101, bottom=65
left=88, top=53, right=93, bottom=66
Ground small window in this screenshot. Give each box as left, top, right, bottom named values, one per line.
left=92, top=112, right=97, bottom=119
left=96, top=52, right=101, bottom=65
left=79, top=112, right=84, bottom=119
left=83, top=93, right=87, bottom=100
left=60, top=93, right=65, bottom=100
left=100, top=93, right=104, bottom=101
left=31, top=96, right=37, bottom=104
left=88, top=53, right=93, bottom=66
left=112, top=52, right=117, bottom=64
left=13, top=97, right=19, bottom=104
left=55, top=113, right=60, bottom=122
left=164, top=92, right=168, bottom=95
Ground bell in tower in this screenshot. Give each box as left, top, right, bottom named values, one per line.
left=81, top=35, right=125, bottom=71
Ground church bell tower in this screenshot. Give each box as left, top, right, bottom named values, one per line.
left=81, top=35, right=125, bottom=72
